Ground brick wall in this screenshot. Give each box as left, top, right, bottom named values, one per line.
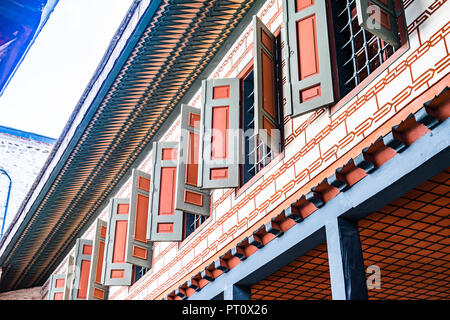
left=0, top=130, right=55, bottom=234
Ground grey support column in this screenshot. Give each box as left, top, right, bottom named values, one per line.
left=326, top=217, right=368, bottom=300
left=223, top=284, right=251, bottom=300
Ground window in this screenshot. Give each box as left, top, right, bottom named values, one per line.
left=87, top=219, right=108, bottom=300
left=133, top=266, right=149, bottom=283
left=184, top=213, right=207, bottom=239
left=70, top=239, right=93, bottom=300
left=48, top=274, right=66, bottom=300
left=330, top=0, right=398, bottom=98
left=240, top=18, right=283, bottom=187
left=241, top=69, right=276, bottom=186
left=282, top=0, right=407, bottom=117
left=198, top=17, right=283, bottom=190
left=102, top=198, right=134, bottom=286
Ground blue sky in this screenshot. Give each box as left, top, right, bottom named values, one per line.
left=0, top=0, right=134, bottom=139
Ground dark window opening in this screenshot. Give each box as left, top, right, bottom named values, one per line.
left=184, top=212, right=207, bottom=239
left=331, top=0, right=397, bottom=98
left=240, top=31, right=283, bottom=187
left=241, top=69, right=275, bottom=186
left=133, top=265, right=149, bottom=284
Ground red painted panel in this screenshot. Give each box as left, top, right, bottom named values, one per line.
left=117, top=204, right=129, bottom=215
left=138, top=176, right=150, bottom=192
left=261, top=30, right=273, bottom=54
left=296, top=15, right=319, bottom=80
left=188, top=112, right=201, bottom=129
left=186, top=131, right=199, bottom=186
left=210, top=168, right=228, bottom=180
left=93, top=288, right=105, bottom=300
left=82, top=244, right=92, bottom=255
left=112, top=220, right=128, bottom=263
left=55, top=278, right=65, bottom=288
left=162, top=148, right=177, bottom=160
left=157, top=223, right=174, bottom=233
left=262, top=50, right=276, bottom=118
left=300, top=84, right=321, bottom=102
left=159, top=167, right=176, bottom=215
left=213, top=85, right=230, bottom=99
left=54, top=292, right=64, bottom=300
left=110, top=270, right=124, bottom=279
left=296, top=0, right=314, bottom=11
left=77, top=260, right=91, bottom=299
left=132, top=245, right=147, bottom=259
left=95, top=241, right=105, bottom=284
left=211, top=106, right=229, bottom=160
left=134, top=193, right=149, bottom=243
left=184, top=190, right=203, bottom=206
left=100, top=225, right=107, bottom=238
left=369, top=2, right=392, bottom=30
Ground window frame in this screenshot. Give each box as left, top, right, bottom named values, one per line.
left=327, top=0, right=409, bottom=115
left=179, top=212, right=212, bottom=248
left=235, top=27, right=285, bottom=197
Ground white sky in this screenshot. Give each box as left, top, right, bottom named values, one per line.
left=0, top=0, right=135, bottom=139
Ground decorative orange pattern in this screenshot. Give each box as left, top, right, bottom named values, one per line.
left=48, top=0, right=447, bottom=301
left=113, top=1, right=450, bottom=301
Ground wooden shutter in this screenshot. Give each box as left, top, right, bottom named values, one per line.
left=283, top=0, right=334, bottom=116
left=355, top=0, right=401, bottom=48
left=126, top=169, right=153, bottom=267
left=198, top=78, right=241, bottom=189
left=253, top=16, right=281, bottom=153
left=147, top=142, right=184, bottom=242
left=70, top=239, right=93, bottom=300
left=175, top=104, right=211, bottom=216
left=87, top=219, right=109, bottom=300
left=63, top=255, right=74, bottom=300
left=102, top=198, right=133, bottom=286
left=48, top=274, right=65, bottom=300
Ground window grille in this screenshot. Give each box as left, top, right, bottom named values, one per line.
left=134, top=266, right=148, bottom=283
left=332, top=0, right=396, bottom=97
left=185, top=213, right=207, bottom=239
left=242, top=70, right=273, bottom=185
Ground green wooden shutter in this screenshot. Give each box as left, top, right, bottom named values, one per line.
left=70, top=239, right=93, bottom=300
left=355, top=0, right=401, bottom=48
left=102, top=198, right=133, bottom=286
left=48, top=274, right=65, bottom=300
left=175, top=104, right=211, bottom=216
left=253, top=16, right=281, bottom=153
left=283, top=0, right=334, bottom=117
left=126, top=169, right=153, bottom=267
left=198, top=78, right=241, bottom=189
left=87, top=219, right=109, bottom=300
left=62, top=255, right=74, bottom=300
left=147, top=142, right=184, bottom=242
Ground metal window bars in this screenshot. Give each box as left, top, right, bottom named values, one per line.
left=185, top=213, right=207, bottom=239
left=242, top=70, right=273, bottom=185
left=333, top=0, right=396, bottom=96
left=248, top=133, right=273, bottom=177
left=134, top=266, right=149, bottom=283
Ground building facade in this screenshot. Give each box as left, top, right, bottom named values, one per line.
left=0, top=126, right=55, bottom=239
left=0, top=0, right=448, bottom=300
